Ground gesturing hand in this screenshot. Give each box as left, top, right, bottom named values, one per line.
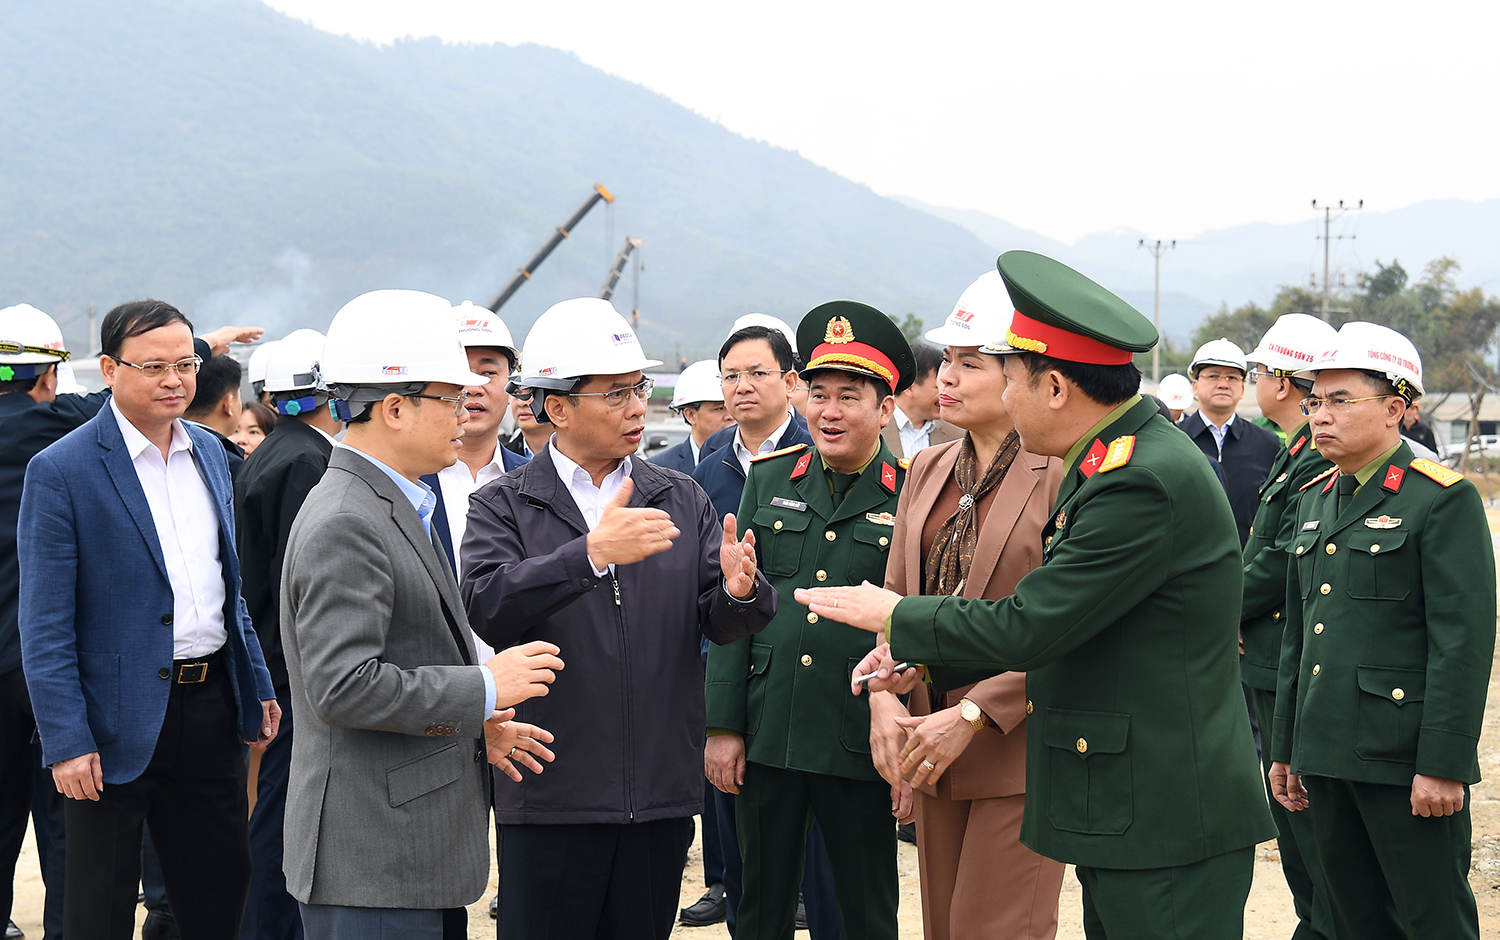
left=485, top=709, right=556, bottom=782
left=199, top=325, right=265, bottom=356
left=485, top=640, right=565, bottom=707
left=720, top=513, right=759, bottom=600
left=794, top=582, right=902, bottom=635
left=896, top=706, right=978, bottom=788
left=586, top=478, right=680, bottom=569
left=850, top=642, right=923, bottom=696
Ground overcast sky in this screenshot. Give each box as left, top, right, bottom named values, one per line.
left=265, top=0, right=1500, bottom=244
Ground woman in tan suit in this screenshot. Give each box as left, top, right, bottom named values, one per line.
left=868, top=272, right=1067, bottom=940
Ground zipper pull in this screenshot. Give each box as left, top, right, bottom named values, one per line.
left=612, top=578, right=622, bottom=606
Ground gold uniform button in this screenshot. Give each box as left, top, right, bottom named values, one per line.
left=806, top=612, right=819, bottom=624
left=1325, top=543, right=1337, bottom=555
left=1370, top=544, right=1380, bottom=553
left=816, top=569, right=828, bottom=582
left=879, top=537, right=889, bottom=547
left=1025, top=700, right=1034, bottom=715
left=1312, top=664, right=1321, bottom=675
left=1314, top=623, right=1324, bottom=634
left=773, top=520, right=783, bottom=531
left=1320, top=583, right=1331, bottom=595
left=1392, top=687, right=1405, bottom=701
left=800, top=654, right=813, bottom=666
left=1076, top=738, right=1088, bottom=754
left=1044, top=535, right=1054, bottom=548
left=825, top=530, right=836, bottom=541
left=1295, top=545, right=1305, bottom=555
left=1273, top=611, right=1281, bottom=621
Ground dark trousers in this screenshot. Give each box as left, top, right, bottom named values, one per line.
left=1303, top=775, right=1479, bottom=940
left=241, top=689, right=302, bottom=940
left=63, top=658, right=252, bottom=940
left=701, top=780, right=724, bottom=887
left=0, top=669, right=35, bottom=924
left=1077, top=846, right=1254, bottom=940
left=496, top=818, right=693, bottom=940
left=713, top=788, right=840, bottom=939
left=734, top=762, right=896, bottom=940
left=31, top=745, right=64, bottom=940
left=1250, top=688, right=1331, bottom=939
left=299, top=904, right=442, bottom=940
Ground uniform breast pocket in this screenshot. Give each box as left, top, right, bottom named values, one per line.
left=751, top=508, right=810, bottom=578
left=1290, top=532, right=1320, bottom=599
left=1344, top=530, right=1409, bottom=601
left=1043, top=708, right=1133, bottom=836
left=744, top=642, right=773, bottom=736
left=1354, top=664, right=1424, bottom=763
left=848, top=522, right=894, bottom=581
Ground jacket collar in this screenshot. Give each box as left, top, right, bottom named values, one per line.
left=1054, top=396, right=1160, bottom=511
left=792, top=438, right=900, bottom=526
left=515, top=444, right=678, bottom=536
left=1326, top=441, right=1414, bottom=537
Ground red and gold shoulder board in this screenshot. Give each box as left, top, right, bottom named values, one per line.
left=1409, top=457, right=1463, bottom=488
left=1079, top=439, right=1108, bottom=478
left=752, top=443, right=808, bottom=464
left=1301, top=466, right=1338, bottom=492
left=880, top=461, right=898, bottom=493
left=1289, top=435, right=1307, bottom=456
left=1097, top=436, right=1135, bottom=473
left=789, top=450, right=813, bottom=480
left=897, top=457, right=911, bottom=470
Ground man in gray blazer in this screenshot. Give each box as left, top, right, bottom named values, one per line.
left=880, top=343, right=962, bottom=460
left=280, top=291, right=564, bottom=939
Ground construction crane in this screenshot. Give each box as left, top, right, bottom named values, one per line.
left=599, top=236, right=642, bottom=302
left=488, top=182, right=614, bottom=313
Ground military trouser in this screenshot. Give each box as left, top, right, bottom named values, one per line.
left=1303, top=775, right=1478, bottom=940
left=1076, top=846, right=1254, bottom=940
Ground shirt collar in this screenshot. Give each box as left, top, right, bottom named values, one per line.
left=1352, top=441, right=1405, bottom=489
left=1203, top=411, right=1237, bottom=434
left=893, top=406, right=930, bottom=433
left=110, top=396, right=192, bottom=461
left=734, top=411, right=795, bottom=462
left=335, top=442, right=435, bottom=523
left=550, top=440, right=631, bottom=492
left=1063, top=395, right=1142, bottom=471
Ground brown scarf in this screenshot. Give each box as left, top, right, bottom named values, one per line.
left=924, top=432, right=1021, bottom=596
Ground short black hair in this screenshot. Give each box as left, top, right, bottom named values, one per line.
left=1354, top=370, right=1417, bottom=404
left=1015, top=353, right=1141, bottom=406
left=186, top=354, right=242, bottom=418
left=909, top=343, right=943, bottom=382
left=803, top=368, right=893, bottom=400
left=719, top=326, right=796, bottom=373
left=100, top=300, right=194, bottom=360
left=0, top=364, right=49, bottom=396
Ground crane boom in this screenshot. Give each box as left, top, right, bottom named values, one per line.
left=488, top=182, right=615, bottom=313
left=599, top=236, right=643, bottom=301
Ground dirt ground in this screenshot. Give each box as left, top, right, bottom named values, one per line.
left=10, top=545, right=1500, bottom=938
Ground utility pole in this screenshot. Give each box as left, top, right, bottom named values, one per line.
left=86, top=303, right=98, bottom=357
left=1311, top=199, right=1362, bottom=321
left=1138, top=239, right=1175, bottom=382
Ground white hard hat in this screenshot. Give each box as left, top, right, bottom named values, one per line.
left=925, top=271, right=1013, bottom=348
left=322, top=290, right=488, bottom=398
left=671, top=359, right=726, bottom=411
left=0, top=304, right=71, bottom=381
left=263, top=329, right=326, bottom=394
left=247, top=340, right=281, bottom=394
left=730, top=313, right=797, bottom=354
left=1157, top=373, right=1193, bottom=409
left=1246, top=314, right=1338, bottom=376
left=518, top=297, right=661, bottom=391
left=54, top=362, right=88, bottom=395
left=453, top=301, right=518, bottom=362
left=1305, top=321, right=1423, bottom=401
left=1190, top=338, right=1248, bottom=376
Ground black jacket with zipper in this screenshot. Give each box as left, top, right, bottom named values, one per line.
left=460, top=446, right=775, bottom=824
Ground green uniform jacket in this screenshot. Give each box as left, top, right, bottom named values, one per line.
left=890, top=398, right=1274, bottom=870
left=705, top=441, right=905, bottom=782
left=1240, top=423, right=1333, bottom=691
left=1271, top=443, right=1496, bottom=786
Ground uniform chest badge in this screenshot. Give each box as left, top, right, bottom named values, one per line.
left=865, top=511, right=896, bottom=526
left=1301, top=520, right=1320, bottom=531
left=1276, top=472, right=1288, bottom=483
left=771, top=497, right=808, bottom=512
left=1054, top=510, right=1067, bottom=529
left=1364, top=515, right=1401, bottom=529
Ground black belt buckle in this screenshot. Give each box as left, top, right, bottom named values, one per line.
left=176, top=662, right=208, bottom=684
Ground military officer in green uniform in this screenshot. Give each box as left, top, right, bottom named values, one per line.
left=1239, top=313, right=1338, bottom=940
left=797, top=251, right=1275, bottom=940
left=704, top=301, right=914, bottom=940
left=1269, top=321, right=1495, bottom=940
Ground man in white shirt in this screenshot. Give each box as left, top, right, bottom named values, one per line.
left=881, top=343, right=961, bottom=460
left=18, top=300, right=279, bottom=939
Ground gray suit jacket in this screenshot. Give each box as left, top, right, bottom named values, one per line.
left=881, top=417, right=963, bottom=460
left=280, top=448, right=490, bottom=909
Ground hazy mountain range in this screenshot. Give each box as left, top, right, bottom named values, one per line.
left=3, top=0, right=1495, bottom=360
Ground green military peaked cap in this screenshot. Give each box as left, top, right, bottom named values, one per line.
left=985, top=250, right=1157, bottom=365
left=797, top=300, right=916, bottom=394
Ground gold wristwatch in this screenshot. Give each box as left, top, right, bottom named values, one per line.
left=959, top=698, right=986, bottom=732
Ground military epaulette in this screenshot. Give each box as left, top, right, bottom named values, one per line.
left=1408, top=457, right=1464, bottom=488
left=1301, top=466, right=1338, bottom=492
left=897, top=457, right=911, bottom=470
left=751, top=443, right=808, bottom=463
left=1096, top=436, right=1135, bottom=473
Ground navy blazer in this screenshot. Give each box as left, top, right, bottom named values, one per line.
left=421, top=446, right=530, bottom=574
left=18, top=407, right=275, bottom=783
left=1178, top=412, right=1280, bottom=547
left=650, top=438, right=698, bottom=474
left=692, top=418, right=814, bottom=522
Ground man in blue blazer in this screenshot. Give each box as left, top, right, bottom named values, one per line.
left=18, top=300, right=278, bottom=940
left=652, top=358, right=733, bottom=475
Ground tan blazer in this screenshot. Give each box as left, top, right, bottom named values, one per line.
left=881, top=418, right=964, bottom=461
left=883, top=437, right=1065, bottom=801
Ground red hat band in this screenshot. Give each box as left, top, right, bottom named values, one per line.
left=804, top=341, right=900, bottom=391
left=1005, top=310, right=1134, bottom=366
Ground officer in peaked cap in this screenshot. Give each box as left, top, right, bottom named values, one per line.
left=706, top=301, right=912, bottom=940
left=798, top=251, right=1274, bottom=940
left=1269, top=322, right=1494, bottom=940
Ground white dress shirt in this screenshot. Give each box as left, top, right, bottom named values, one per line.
left=894, top=406, right=936, bottom=459
left=1204, top=412, right=1235, bottom=459
left=436, top=449, right=509, bottom=565
left=110, top=398, right=228, bottom=660
left=550, top=443, right=631, bottom=577
left=732, top=412, right=795, bottom=476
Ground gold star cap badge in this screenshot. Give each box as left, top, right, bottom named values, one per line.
left=824, top=316, right=854, bottom=344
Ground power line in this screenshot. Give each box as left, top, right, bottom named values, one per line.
left=1138, top=239, right=1176, bottom=382
left=1311, top=199, right=1362, bottom=320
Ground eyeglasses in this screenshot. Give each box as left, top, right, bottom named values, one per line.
left=720, top=369, right=787, bottom=387
left=110, top=355, right=202, bottom=378
left=1247, top=369, right=1277, bottom=384
left=405, top=392, right=466, bottom=416
left=1299, top=395, right=1394, bottom=416
left=1196, top=371, right=1244, bottom=385
left=570, top=377, right=655, bottom=409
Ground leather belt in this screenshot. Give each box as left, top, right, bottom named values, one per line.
left=168, top=648, right=224, bottom=684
